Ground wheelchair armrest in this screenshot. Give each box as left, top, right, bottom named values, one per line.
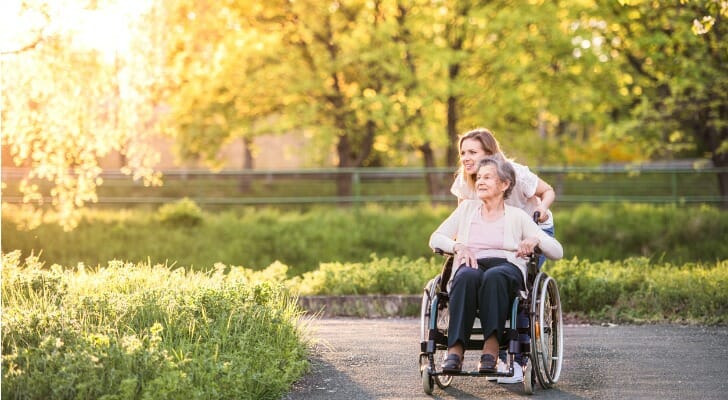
left=433, top=248, right=454, bottom=257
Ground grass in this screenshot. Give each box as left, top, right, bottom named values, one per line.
left=3, top=168, right=721, bottom=205
left=3, top=249, right=726, bottom=398
left=3, top=203, right=726, bottom=277
left=1, top=251, right=310, bottom=400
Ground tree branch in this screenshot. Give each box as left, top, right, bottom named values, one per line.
left=0, top=33, right=44, bottom=55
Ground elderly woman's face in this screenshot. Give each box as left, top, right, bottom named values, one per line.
left=475, top=163, right=508, bottom=201
left=460, top=138, right=490, bottom=175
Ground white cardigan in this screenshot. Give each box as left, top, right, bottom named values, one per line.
left=429, top=200, right=563, bottom=288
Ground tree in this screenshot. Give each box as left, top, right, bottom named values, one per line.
left=595, top=0, right=728, bottom=205
left=478, top=1, right=641, bottom=165
left=162, top=1, right=421, bottom=196
left=254, top=0, right=430, bottom=196
left=159, top=0, right=655, bottom=196
left=398, top=1, right=632, bottom=173
left=162, top=0, right=290, bottom=175
left=1, top=0, right=166, bottom=229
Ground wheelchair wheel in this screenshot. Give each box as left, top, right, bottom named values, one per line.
left=419, top=276, right=453, bottom=389
left=422, top=366, right=434, bottom=395
left=419, top=277, right=436, bottom=343
left=419, top=353, right=453, bottom=391
left=531, top=274, right=563, bottom=389
left=434, top=356, right=453, bottom=389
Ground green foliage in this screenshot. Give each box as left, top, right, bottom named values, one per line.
left=288, top=255, right=442, bottom=295
left=6, top=0, right=727, bottom=231
left=3, top=204, right=726, bottom=278
left=3, top=249, right=726, bottom=400
left=1, top=251, right=309, bottom=400
left=2, top=203, right=449, bottom=275
left=155, top=198, right=204, bottom=227
left=548, top=257, right=728, bottom=325
left=594, top=0, right=728, bottom=164
left=218, top=254, right=728, bottom=325
left=557, top=203, right=727, bottom=262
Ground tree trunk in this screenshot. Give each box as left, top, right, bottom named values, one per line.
left=336, top=134, right=353, bottom=198
left=446, top=95, right=459, bottom=167
left=238, top=137, right=254, bottom=192
left=420, top=142, right=452, bottom=203
left=335, top=121, right=375, bottom=199
left=446, top=62, right=460, bottom=167
left=717, top=170, right=728, bottom=209
left=694, top=118, right=727, bottom=209
left=711, top=146, right=728, bottom=209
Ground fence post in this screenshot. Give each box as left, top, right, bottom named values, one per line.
left=352, top=170, right=361, bottom=207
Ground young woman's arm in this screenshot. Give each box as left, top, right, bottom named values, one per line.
left=533, top=178, right=555, bottom=222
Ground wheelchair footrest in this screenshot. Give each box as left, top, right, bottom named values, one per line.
left=431, top=369, right=517, bottom=378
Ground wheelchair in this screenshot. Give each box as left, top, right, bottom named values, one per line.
left=418, top=241, right=563, bottom=395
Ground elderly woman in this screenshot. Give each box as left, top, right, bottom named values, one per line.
left=429, top=155, right=563, bottom=374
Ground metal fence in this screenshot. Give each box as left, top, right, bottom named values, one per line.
left=2, top=166, right=726, bottom=208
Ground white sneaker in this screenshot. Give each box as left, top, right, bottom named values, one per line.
left=497, top=362, right=523, bottom=384
left=486, top=358, right=508, bottom=381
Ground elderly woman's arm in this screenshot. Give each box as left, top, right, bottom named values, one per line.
left=535, top=230, right=563, bottom=260
left=429, top=204, right=466, bottom=253
left=521, top=212, right=563, bottom=260
left=429, top=217, right=458, bottom=253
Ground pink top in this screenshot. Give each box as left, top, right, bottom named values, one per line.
left=466, top=209, right=509, bottom=260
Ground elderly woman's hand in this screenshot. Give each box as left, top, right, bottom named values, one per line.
left=516, top=237, right=540, bottom=259
left=453, top=243, right=477, bottom=268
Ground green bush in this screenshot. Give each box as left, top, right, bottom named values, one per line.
left=556, top=203, right=727, bottom=262
left=287, top=255, right=442, bottom=295
left=2, top=203, right=726, bottom=276
left=272, top=255, right=727, bottom=325
left=3, top=250, right=726, bottom=400
left=547, top=257, right=728, bottom=324
left=1, top=251, right=309, bottom=400
left=210, top=254, right=728, bottom=325
left=1, top=204, right=449, bottom=275
left=155, top=198, right=204, bottom=227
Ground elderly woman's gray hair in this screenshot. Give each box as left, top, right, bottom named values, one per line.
left=477, top=155, right=515, bottom=199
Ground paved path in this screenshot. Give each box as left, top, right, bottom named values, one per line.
left=285, top=318, right=728, bottom=400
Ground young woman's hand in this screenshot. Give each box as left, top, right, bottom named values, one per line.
left=517, top=237, right=540, bottom=259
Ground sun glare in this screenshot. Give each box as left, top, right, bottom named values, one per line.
left=0, top=0, right=151, bottom=61
left=0, top=1, right=46, bottom=54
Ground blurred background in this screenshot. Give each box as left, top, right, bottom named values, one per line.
left=3, top=4, right=726, bottom=397
left=1, top=0, right=726, bottom=229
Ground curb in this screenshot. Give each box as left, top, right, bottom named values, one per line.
left=297, top=295, right=422, bottom=318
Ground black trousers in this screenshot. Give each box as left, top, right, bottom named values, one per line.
left=447, top=258, right=524, bottom=349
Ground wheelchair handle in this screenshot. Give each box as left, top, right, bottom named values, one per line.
left=532, top=212, right=543, bottom=255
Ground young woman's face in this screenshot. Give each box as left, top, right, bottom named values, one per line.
left=460, top=138, right=490, bottom=175
left=476, top=164, right=508, bottom=201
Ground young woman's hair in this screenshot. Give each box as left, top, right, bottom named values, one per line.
left=477, top=154, right=516, bottom=200
left=457, top=128, right=506, bottom=190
